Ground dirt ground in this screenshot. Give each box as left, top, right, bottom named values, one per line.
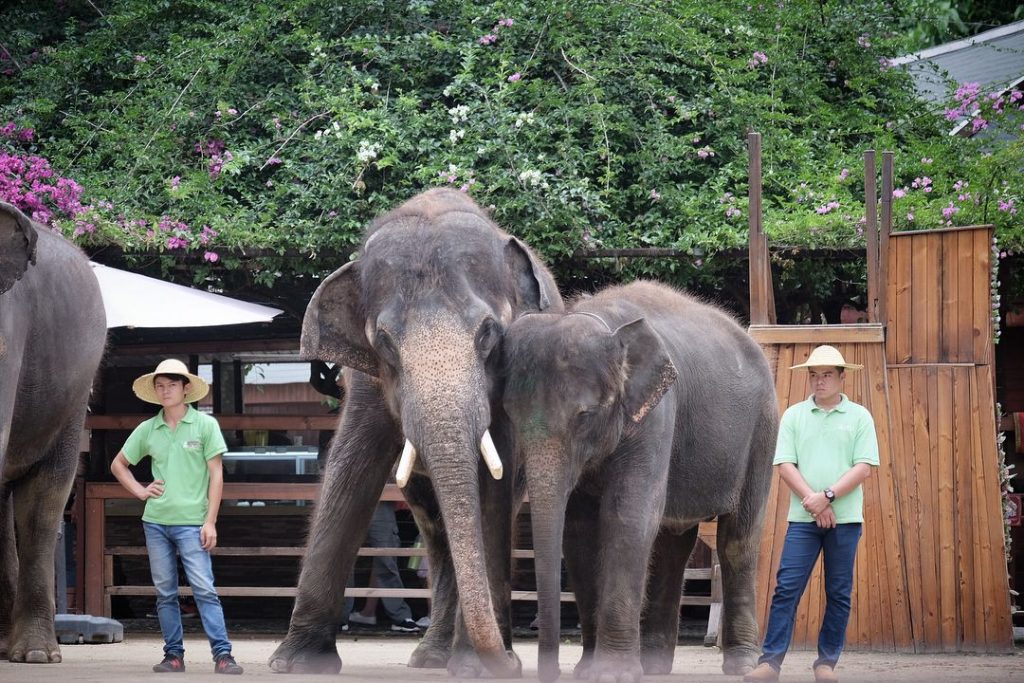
left=1, top=631, right=1022, bottom=683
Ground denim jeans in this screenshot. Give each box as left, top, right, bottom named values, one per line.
left=143, top=523, right=232, bottom=659
left=759, top=522, right=862, bottom=671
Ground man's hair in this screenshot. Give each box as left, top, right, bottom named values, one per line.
left=154, top=373, right=189, bottom=386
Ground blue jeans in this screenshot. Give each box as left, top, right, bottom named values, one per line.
left=759, top=522, right=862, bottom=671
left=143, top=523, right=232, bottom=659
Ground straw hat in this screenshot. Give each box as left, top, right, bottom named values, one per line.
left=132, top=359, right=210, bottom=405
left=790, top=344, right=863, bottom=371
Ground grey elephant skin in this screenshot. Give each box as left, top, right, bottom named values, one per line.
left=0, top=201, right=106, bottom=663
left=502, top=280, right=778, bottom=683
left=268, top=188, right=562, bottom=677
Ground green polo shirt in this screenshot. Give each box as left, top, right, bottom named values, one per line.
left=122, top=406, right=227, bottom=525
left=774, top=394, right=879, bottom=524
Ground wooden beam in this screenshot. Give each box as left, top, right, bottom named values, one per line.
left=108, top=338, right=299, bottom=357
left=748, top=132, right=769, bottom=324
left=86, top=414, right=338, bottom=431
left=747, top=324, right=885, bottom=344
left=880, top=152, right=894, bottom=323
left=865, top=150, right=879, bottom=323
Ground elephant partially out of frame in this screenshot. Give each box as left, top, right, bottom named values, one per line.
left=269, top=189, right=563, bottom=677
left=0, top=201, right=106, bottom=663
left=502, top=281, right=778, bottom=683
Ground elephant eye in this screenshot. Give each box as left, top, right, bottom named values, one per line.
left=475, top=317, right=502, bottom=358
left=374, top=328, right=400, bottom=370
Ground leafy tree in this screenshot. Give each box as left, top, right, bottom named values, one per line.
left=1, top=0, right=1020, bottom=317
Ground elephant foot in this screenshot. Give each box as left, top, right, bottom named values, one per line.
left=721, top=648, right=757, bottom=676
left=408, top=639, right=450, bottom=669
left=267, top=632, right=341, bottom=674
left=640, top=651, right=673, bottom=675
left=447, top=648, right=522, bottom=679
left=587, top=652, right=643, bottom=683
left=8, top=640, right=62, bottom=664
left=573, top=652, right=594, bottom=679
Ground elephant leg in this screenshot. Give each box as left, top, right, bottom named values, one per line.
left=0, top=484, right=15, bottom=659
left=716, top=511, right=763, bottom=675
left=640, top=525, right=697, bottom=675
left=9, top=420, right=81, bottom=664
left=269, top=377, right=400, bottom=675
left=590, top=455, right=668, bottom=683
left=445, top=420, right=520, bottom=678
left=563, top=488, right=601, bottom=680
left=404, top=476, right=457, bottom=669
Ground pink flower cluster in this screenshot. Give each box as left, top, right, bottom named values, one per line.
left=911, top=176, right=932, bottom=192
left=998, top=199, right=1017, bottom=215
left=747, top=51, right=768, bottom=69
left=1, top=123, right=88, bottom=226
left=816, top=201, right=840, bottom=215
left=479, top=17, right=514, bottom=45
left=195, top=139, right=232, bottom=179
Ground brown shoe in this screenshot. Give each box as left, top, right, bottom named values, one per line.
left=814, top=664, right=839, bottom=682
left=743, top=662, right=780, bottom=682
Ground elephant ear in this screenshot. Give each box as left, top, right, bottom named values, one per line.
left=504, top=237, right=557, bottom=312
left=300, top=260, right=379, bottom=377
left=0, top=200, right=39, bottom=295
left=614, top=318, right=678, bottom=424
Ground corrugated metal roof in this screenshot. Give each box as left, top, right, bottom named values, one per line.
left=891, top=20, right=1024, bottom=104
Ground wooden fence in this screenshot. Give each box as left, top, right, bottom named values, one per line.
left=746, top=141, right=1013, bottom=653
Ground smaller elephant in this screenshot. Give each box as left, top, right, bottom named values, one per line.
left=502, top=281, right=778, bottom=683
left=0, top=201, right=106, bottom=663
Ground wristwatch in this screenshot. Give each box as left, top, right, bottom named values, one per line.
left=824, top=488, right=836, bottom=503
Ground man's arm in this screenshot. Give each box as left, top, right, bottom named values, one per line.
left=802, top=462, right=873, bottom=516
left=110, top=452, right=163, bottom=501
left=201, top=454, right=224, bottom=551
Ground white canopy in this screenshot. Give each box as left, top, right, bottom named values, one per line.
left=90, top=262, right=283, bottom=329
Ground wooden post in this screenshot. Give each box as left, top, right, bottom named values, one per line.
left=748, top=132, right=768, bottom=324
left=880, top=152, right=894, bottom=324
left=865, top=150, right=879, bottom=322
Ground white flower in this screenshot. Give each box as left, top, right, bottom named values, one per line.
left=448, top=105, right=470, bottom=124
left=443, top=86, right=453, bottom=97
left=314, top=130, right=323, bottom=139
left=518, top=169, right=548, bottom=189
left=356, top=140, right=380, bottom=163
left=448, top=128, right=465, bottom=144
left=515, top=112, right=535, bottom=128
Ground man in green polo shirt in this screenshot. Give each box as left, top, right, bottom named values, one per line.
left=110, top=359, right=243, bottom=675
left=745, top=345, right=878, bottom=683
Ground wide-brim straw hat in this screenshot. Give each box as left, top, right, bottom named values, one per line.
left=132, top=359, right=210, bottom=404
left=790, top=344, right=863, bottom=371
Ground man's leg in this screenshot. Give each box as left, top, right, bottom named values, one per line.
left=757, top=523, right=823, bottom=671
left=365, top=503, right=414, bottom=625
left=815, top=523, right=862, bottom=669
left=173, top=526, right=232, bottom=659
left=143, top=523, right=185, bottom=658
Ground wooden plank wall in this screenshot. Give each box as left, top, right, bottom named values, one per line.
left=748, top=225, right=1012, bottom=654
left=749, top=330, right=914, bottom=652
left=884, top=226, right=1012, bottom=653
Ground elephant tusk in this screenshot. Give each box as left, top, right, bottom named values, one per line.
left=480, top=430, right=503, bottom=481
left=396, top=439, right=417, bottom=488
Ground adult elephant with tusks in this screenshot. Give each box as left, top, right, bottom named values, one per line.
left=501, top=281, right=777, bottom=683
left=0, top=201, right=106, bottom=663
left=268, top=188, right=562, bottom=677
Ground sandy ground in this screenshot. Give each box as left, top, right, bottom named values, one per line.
left=0, top=632, right=1022, bottom=683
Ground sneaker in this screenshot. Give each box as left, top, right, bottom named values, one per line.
left=743, top=662, right=779, bottom=683
left=340, top=623, right=349, bottom=632
left=153, top=654, right=185, bottom=673
left=181, top=602, right=199, bottom=619
left=214, top=653, right=244, bottom=675
left=415, top=616, right=431, bottom=629
left=390, top=619, right=421, bottom=633
left=348, top=612, right=377, bottom=626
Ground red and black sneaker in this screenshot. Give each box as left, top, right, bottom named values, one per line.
left=214, top=653, right=244, bottom=675
left=152, top=653, right=185, bottom=673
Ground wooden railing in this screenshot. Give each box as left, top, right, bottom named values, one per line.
left=84, top=481, right=721, bottom=642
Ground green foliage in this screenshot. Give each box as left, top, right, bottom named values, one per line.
left=0, top=0, right=1021, bottom=308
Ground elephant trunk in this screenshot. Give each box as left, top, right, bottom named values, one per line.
left=525, top=446, right=570, bottom=683
left=424, top=433, right=519, bottom=678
